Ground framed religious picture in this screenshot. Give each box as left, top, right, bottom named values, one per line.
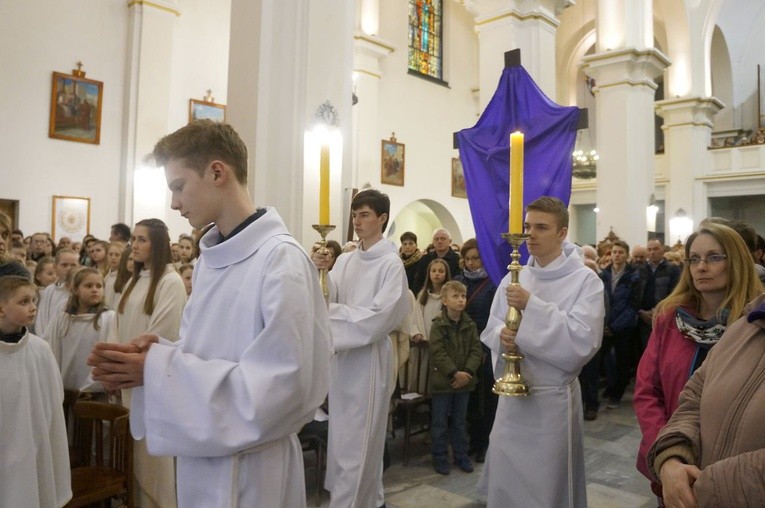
left=189, top=98, right=226, bottom=123
left=381, top=133, right=405, bottom=186
left=451, top=157, right=467, bottom=198
left=49, top=64, right=103, bottom=144
left=51, top=195, right=91, bottom=243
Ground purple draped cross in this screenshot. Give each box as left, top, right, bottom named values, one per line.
left=456, top=66, right=580, bottom=285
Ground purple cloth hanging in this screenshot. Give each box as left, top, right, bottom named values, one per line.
left=456, top=66, right=580, bottom=285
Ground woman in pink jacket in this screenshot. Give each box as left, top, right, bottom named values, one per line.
left=633, top=222, right=762, bottom=503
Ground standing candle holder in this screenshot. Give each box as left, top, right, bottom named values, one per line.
left=312, top=224, right=336, bottom=302
left=492, top=232, right=531, bottom=397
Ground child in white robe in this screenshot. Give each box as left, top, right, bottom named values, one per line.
left=45, top=267, right=113, bottom=393
left=0, top=270, right=71, bottom=507
left=34, top=248, right=79, bottom=336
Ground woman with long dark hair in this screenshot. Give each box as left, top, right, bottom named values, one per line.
left=113, top=218, right=186, bottom=508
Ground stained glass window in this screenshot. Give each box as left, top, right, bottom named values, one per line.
left=408, top=0, right=443, bottom=82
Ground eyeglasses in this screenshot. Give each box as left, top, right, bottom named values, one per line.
left=685, top=254, right=727, bottom=266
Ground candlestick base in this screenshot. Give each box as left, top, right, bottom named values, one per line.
left=492, top=232, right=531, bottom=397
left=312, top=224, right=336, bottom=303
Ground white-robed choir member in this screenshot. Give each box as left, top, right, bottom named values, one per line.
left=111, top=218, right=187, bottom=508
left=44, top=267, right=113, bottom=393
left=479, top=197, right=604, bottom=508
left=317, top=189, right=409, bottom=508
left=0, top=271, right=72, bottom=507
left=91, top=121, right=330, bottom=507
left=34, top=248, right=79, bottom=336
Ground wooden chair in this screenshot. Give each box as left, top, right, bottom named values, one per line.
left=65, top=401, right=133, bottom=508
left=63, top=390, right=92, bottom=467
left=299, top=420, right=328, bottom=507
left=393, top=342, right=431, bottom=466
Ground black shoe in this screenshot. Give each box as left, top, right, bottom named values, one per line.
left=433, top=458, right=450, bottom=475
left=474, top=448, right=486, bottom=463
left=455, top=457, right=474, bottom=473
left=584, top=409, right=598, bottom=421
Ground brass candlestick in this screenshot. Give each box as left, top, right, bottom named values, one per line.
left=312, top=224, right=336, bottom=302
left=492, top=232, right=531, bottom=397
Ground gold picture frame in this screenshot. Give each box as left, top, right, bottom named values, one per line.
left=381, top=133, right=405, bottom=186
left=49, top=66, right=103, bottom=145
left=189, top=99, right=226, bottom=123
left=451, top=157, right=467, bottom=198
left=51, top=195, right=91, bottom=243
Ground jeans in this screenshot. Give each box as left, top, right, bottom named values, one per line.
left=431, top=391, right=470, bottom=460
left=578, top=346, right=602, bottom=411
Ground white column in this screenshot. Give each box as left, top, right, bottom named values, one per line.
left=656, top=97, right=723, bottom=238
left=227, top=0, right=354, bottom=245
left=583, top=0, right=669, bottom=248
left=473, top=0, right=571, bottom=108
left=122, top=0, right=178, bottom=223
left=227, top=0, right=308, bottom=238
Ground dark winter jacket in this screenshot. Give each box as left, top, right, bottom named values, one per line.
left=427, top=310, right=482, bottom=394
left=600, top=264, right=642, bottom=333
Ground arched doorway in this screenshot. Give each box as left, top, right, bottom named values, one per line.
left=387, top=199, right=463, bottom=248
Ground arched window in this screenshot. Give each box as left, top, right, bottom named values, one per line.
left=408, top=0, right=443, bottom=82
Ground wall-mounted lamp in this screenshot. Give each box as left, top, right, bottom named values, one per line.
left=646, top=193, right=659, bottom=232
left=668, top=208, right=693, bottom=244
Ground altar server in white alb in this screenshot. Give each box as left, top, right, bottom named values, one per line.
left=315, top=189, right=409, bottom=508
left=0, top=269, right=72, bottom=508
left=34, top=248, right=79, bottom=336
left=479, top=197, right=604, bottom=507
left=89, top=120, right=331, bottom=507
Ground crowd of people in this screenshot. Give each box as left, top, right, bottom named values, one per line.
left=2, top=119, right=765, bottom=508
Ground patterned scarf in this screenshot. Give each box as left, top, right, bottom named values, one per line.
left=401, top=250, right=423, bottom=268
left=462, top=267, right=488, bottom=280
left=675, top=306, right=729, bottom=375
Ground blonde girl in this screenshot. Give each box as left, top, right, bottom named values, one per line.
left=102, top=241, right=125, bottom=307
left=44, top=267, right=113, bottom=394
left=407, top=258, right=452, bottom=394
left=89, top=240, right=109, bottom=276
left=106, top=248, right=133, bottom=309
left=178, top=263, right=193, bottom=296
left=176, top=234, right=197, bottom=268
left=34, top=256, right=57, bottom=288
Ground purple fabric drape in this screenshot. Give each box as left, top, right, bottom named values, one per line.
left=456, top=66, right=580, bottom=285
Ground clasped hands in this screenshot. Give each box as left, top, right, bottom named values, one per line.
left=88, top=334, right=160, bottom=392
left=451, top=371, right=472, bottom=389
left=659, top=458, right=701, bottom=508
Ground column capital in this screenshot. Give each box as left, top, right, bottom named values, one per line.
left=583, top=48, right=670, bottom=90
left=474, top=5, right=560, bottom=33
left=353, top=32, right=395, bottom=79
left=127, top=0, right=180, bottom=16
left=655, top=96, right=724, bottom=129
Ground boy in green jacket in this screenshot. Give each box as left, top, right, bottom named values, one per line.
left=428, top=280, right=483, bottom=475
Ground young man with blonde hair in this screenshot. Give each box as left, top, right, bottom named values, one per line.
left=479, top=196, right=605, bottom=507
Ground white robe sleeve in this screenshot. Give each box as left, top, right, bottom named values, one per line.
left=481, top=272, right=604, bottom=374
left=43, top=312, right=65, bottom=367
left=133, top=248, right=330, bottom=458
left=328, top=261, right=409, bottom=351
left=518, top=277, right=605, bottom=372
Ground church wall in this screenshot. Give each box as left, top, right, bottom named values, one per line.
left=0, top=0, right=232, bottom=241
left=372, top=1, right=479, bottom=246
left=163, top=0, right=231, bottom=239
left=0, top=0, right=129, bottom=238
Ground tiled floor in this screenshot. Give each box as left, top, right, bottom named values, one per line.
left=309, top=388, right=656, bottom=507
